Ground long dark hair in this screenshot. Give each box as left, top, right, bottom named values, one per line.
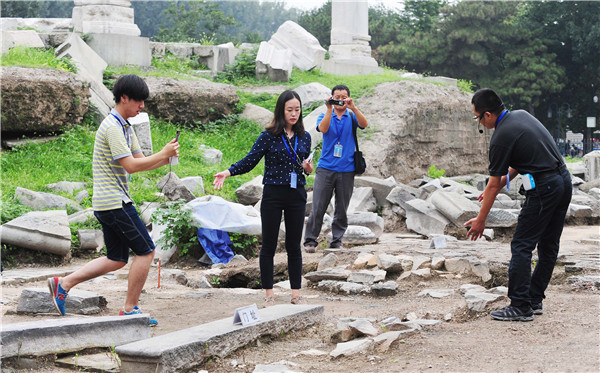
left=267, top=90, right=305, bottom=136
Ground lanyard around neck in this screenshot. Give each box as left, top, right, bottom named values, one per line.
left=110, top=113, right=131, bottom=146
left=495, top=110, right=509, bottom=129
left=281, top=134, right=298, bottom=164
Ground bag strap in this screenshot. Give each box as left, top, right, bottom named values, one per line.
left=350, top=111, right=360, bottom=152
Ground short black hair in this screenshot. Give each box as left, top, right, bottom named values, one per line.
left=471, top=88, right=505, bottom=115
left=331, top=85, right=350, bottom=97
left=112, top=74, right=149, bottom=103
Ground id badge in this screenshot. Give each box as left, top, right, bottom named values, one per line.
left=290, top=172, right=297, bottom=189
left=333, top=143, right=343, bottom=158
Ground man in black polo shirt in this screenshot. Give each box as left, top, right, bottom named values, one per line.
left=465, top=88, right=572, bottom=321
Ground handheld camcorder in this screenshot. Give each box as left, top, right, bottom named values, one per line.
left=326, top=98, right=346, bottom=106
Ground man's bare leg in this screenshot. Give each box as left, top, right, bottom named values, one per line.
left=124, top=251, right=155, bottom=312
left=60, top=257, right=126, bottom=292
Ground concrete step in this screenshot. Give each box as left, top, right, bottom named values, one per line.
left=116, top=304, right=324, bottom=373
left=1, top=314, right=151, bottom=358
left=1, top=267, right=77, bottom=285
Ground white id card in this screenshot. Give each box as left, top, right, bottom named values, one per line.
left=333, top=144, right=343, bottom=158
left=290, top=172, right=297, bottom=189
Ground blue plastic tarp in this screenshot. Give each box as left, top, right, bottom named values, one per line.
left=196, top=228, right=235, bottom=264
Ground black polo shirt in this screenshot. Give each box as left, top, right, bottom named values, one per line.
left=488, top=110, right=564, bottom=177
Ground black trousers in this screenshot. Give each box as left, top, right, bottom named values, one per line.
left=509, top=169, right=572, bottom=308
left=259, top=184, right=306, bottom=290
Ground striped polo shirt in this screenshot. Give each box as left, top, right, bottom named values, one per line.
left=92, top=109, right=142, bottom=211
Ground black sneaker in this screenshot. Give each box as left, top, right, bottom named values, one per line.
left=532, top=302, right=543, bottom=315
left=490, top=305, right=534, bottom=322
left=330, top=242, right=343, bottom=249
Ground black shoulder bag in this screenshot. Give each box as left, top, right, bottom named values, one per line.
left=350, top=113, right=366, bottom=174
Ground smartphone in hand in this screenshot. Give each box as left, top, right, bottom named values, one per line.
left=306, top=149, right=316, bottom=163
left=175, top=130, right=180, bottom=142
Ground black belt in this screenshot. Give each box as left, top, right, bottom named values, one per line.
left=532, top=164, right=566, bottom=181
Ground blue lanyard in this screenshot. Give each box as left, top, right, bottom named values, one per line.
left=281, top=134, right=298, bottom=165
left=110, top=113, right=131, bottom=147
left=495, top=110, right=509, bottom=129
left=334, top=113, right=345, bottom=144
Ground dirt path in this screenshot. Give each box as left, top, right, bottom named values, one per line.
left=1, top=226, right=599, bottom=372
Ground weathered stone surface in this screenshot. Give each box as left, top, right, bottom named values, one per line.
left=17, top=288, right=107, bottom=315
left=293, top=82, right=331, bottom=109
left=235, top=175, right=264, bottom=205
left=181, top=176, right=205, bottom=197
left=348, top=318, right=379, bottom=337
left=347, top=269, right=386, bottom=285
left=417, top=288, right=455, bottom=298
left=348, top=187, right=377, bottom=213
left=46, top=181, right=87, bottom=195
left=429, top=235, right=448, bottom=249
left=144, top=76, right=239, bottom=126
left=116, top=304, right=323, bottom=372
left=431, top=256, right=445, bottom=270
left=583, top=150, right=600, bottom=181
left=2, top=314, right=150, bottom=358
left=347, top=212, right=384, bottom=237
left=256, top=41, right=293, bottom=82
left=354, top=176, right=397, bottom=207
left=374, top=330, right=416, bottom=352
left=411, top=256, right=432, bottom=271
left=199, top=145, right=223, bottom=165
left=486, top=208, right=519, bottom=228
left=429, top=190, right=479, bottom=226
left=332, top=225, right=377, bottom=245
left=567, top=204, right=593, bottom=218
left=268, top=21, right=326, bottom=71
left=371, top=281, right=398, bottom=296
left=77, top=229, right=104, bottom=251
left=157, top=172, right=196, bottom=202
left=128, top=112, right=153, bottom=156
left=376, top=254, right=403, bottom=273
left=405, top=199, right=450, bottom=237
left=241, top=103, right=274, bottom=128
left=305, top=266, right=351, bottom=282
left=0, top=210, right=71, bottom=256
left=14, top=187, right=83, bottom=211
left=68, top=208, right=95, bottom=224
left=330, top=338, right=374, bottom=358
left=55, top=352, right=119, bottom=373
left=459, top=284, right=487, bottom=295
left=0, top=67, right=90, bottom=133
left=464, top=292, right=505, bottom=312
left=317, top=253, right=338, bottom=271
left=386, top=185, right=417, bottom=210
left=353, top=252, right=373, bottom=269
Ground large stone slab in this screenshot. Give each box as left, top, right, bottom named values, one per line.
left=347, top=187, right=377, bottom=213
left=17, top=288, right=107, bottom=315
left=429, top=190, right=479, bottom=226
left=116, top=304, right=323, bottom=373
left=0, top=210, right=71, bottom=256
left=256, top=41, right=293, bottom=82
left=405, top=199, right=450, bottom=237
left=241, top=103, right=273, bottom=128
left=1, top=314, right=150, bottom=358
left=128, top=112, right=153, bottom=156
left=293, top=82, right=331, bottom=109
left=268, top=21, right=326, bottom=71
left=15, top=187, right=83, bottom=211
left=354, top=176, right=397, bottom=207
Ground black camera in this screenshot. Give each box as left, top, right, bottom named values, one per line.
left=326, top=98, right=345, bottom=106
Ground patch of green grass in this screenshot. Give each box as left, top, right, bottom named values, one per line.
left=1, top=46, right=76, bottom=73
left=237, top=91, right=278, bottom=113
left=104, top=53, right=208, bottom=85
left=563, top=156, right=581, bottom=163
left=288, top=68, right=405, bottom=98
left=0, top=115, right=265, bottom=219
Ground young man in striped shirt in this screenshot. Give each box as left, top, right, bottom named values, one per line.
left=48, top=75, right=179, bottom=325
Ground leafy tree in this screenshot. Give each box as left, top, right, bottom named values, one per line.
left=155, top=1, right=237, bottom=44
left=518, top=1, right=600, bottom=134
left=379, top=1, right=565, bottom=117
left=218, top=1, right=299, bottom=43
left=0, top=1, right=43, bottom=18
left=297, top=1, right=332, bottom=48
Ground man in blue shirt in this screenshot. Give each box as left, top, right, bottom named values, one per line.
left=303, top=85, right=368, bottom=252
